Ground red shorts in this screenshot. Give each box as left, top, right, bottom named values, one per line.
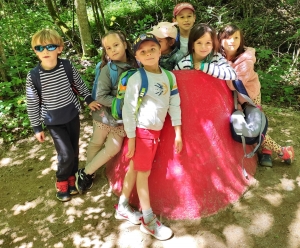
left=132, top=128, right=161, bottom=171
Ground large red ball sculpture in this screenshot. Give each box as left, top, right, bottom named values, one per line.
left=106, top=70, right=257, bottom=219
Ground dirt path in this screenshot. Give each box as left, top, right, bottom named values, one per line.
left=0, top=106, right=299, bottom=248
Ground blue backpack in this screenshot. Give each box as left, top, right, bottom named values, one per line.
left=111, top=67, right=177, bottom=120
left=92, top=61, right=118, bottom=100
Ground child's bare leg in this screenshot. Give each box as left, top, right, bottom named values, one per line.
left=120, top=160, right=137, bottom=199
left=136, top=170, right=154, bottom=223
left=116, top=160, right=141, bottom=225
left=136, top=170, right=151, bottom=210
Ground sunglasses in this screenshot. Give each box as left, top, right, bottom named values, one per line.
left=34, top=44, right=59, bottom=52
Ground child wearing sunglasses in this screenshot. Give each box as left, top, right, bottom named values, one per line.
left=26, top=29, right=100, bottom=202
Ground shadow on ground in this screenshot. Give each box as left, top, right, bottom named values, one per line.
left=0, top=106, right=299, bottom=248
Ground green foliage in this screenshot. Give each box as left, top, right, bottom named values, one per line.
left=256, top=48, right=298, bottom=106
left=0, top=0, right=300, bottom=144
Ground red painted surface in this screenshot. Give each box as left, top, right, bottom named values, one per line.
left=106, top=70, right=257, bottom=219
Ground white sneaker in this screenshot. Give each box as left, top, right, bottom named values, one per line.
left=140, top=215, right=173, bottom=240
left=114, top=204, right=142, bottom=225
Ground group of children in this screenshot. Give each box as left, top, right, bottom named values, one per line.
left=26, top=2, right=294, bottom=241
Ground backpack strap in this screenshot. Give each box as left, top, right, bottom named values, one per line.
left=92, top=61, right=118, bottom=100
left=135, top=68, right=148, bottom=118
left=175, top=31, right=180, bottom=49
left=92, top=61, right=102, bottom=99
left=30, top=65, right=41, bottom=98
left=161, top=68, right=178, bottom=96
left=60, top=59, right=73, bottom=85
left=232, top=79, right=256, bottom=107
left=109, top=62, right=118, bottom=87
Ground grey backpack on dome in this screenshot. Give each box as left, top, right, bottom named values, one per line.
left=230, top=79, right=268, bottom=158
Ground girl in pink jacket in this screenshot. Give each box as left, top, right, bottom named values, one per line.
left=218, top=24, right=294, bottom=167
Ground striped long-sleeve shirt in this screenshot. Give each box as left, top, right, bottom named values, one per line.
left=174, top=53, right=237, bottom=80
left=26, top=59, right=93, bottom=133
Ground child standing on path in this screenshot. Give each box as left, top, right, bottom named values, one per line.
left=75, top=31, right=139, bottom=193
left=218, top=24, right=294, bottom=167
left=26, top=29, right=100, bottom=202
left=172, top=2, right=196, bottom=57
left=149, top=21, right=183, bottom=70
left=174, top=23, right=237, bottom=80
left=115, top=33, right=182, bottom=240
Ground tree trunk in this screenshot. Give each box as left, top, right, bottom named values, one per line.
left=0, top=39, right=8, bottom=82
left=91, top=0, right=104, bottom=40
left=97, top=0, right=109, bottom=33
left=75, top=0, right=98, bottom=58
left=44, top=0, right=82, bottom=54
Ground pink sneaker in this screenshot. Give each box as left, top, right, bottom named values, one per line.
left=279, top=146, right=294, bottom=165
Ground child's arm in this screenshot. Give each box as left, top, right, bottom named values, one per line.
left=174, top=125, right=182, bottom=154
left=122, top=74, right=140, bottom=139
left=200, top=53, right=237, bottom=80
left=26, top=72, right=45, bottom=142
left=96, top=65, right=117, bottom=107
left=167, top=72, right=182, bottom=153
left=126, top=138, right=136, bottom=158
left=70, top=63, right=100, bottom=110
left=173, top=55, right=192, bottom=70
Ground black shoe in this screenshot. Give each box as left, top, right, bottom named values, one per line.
left=75, top=168, right=94, bottom=194
left=260, top=154, right=273, bottom=167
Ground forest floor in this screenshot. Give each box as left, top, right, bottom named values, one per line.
left=0, top=105, right=299, bottom=248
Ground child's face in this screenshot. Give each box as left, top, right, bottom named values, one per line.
left=33, top=40, right=63, bottom=69
left=173, top=9, right=196, bottom=32
left=135, top=41, right=161, bottom=68
left=192, top=32, right=213, bottom=61
left=155, top=37, right=173, bottom=55
left=221, top=31, right=241, bottom=56
left=102, top=33, right=127, bottom=62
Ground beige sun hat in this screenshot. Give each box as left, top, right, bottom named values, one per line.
left=149, top=22, right=178, bottom=39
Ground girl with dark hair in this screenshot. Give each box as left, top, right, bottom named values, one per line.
left=218, top=24, right=294, bottom=167
left=174, top=23, right=237, bottom=80
left=76, top=30, right=139, bottom=192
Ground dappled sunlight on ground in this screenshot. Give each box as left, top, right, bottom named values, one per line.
left=0, top=110, right=299, bottom=247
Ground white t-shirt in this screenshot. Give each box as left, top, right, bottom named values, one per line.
left=122, top=69, right=181, bottom=138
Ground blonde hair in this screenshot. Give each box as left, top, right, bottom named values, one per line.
left=31, top=29, right=64, bottom=49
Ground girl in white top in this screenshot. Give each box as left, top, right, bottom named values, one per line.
left=174, top=23, right=237, bottom=80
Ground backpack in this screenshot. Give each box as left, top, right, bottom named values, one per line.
left=111, top=67, right=177, bottom=120
left=230, top=79, right=268, bottom=159
left=30, top=59, right=76, bottom=101
left=91, top=61, right=118, bottom=100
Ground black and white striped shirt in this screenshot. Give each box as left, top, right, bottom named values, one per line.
left=174, top=53, right=237, bottom=80
left=26, top=59, right=93, bottom=133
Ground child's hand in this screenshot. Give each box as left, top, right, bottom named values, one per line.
left=174, top=125, right=182, bottom=154
left=126, top=138, right=136, bottom=158
left=88, top=101, right=101, bottom=111
left=174, top=136, right=183, bottom=154
left=35, top=131, right=45, bottom=143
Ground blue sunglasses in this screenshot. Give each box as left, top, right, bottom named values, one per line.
left=34, top=44, right=59, bottom=52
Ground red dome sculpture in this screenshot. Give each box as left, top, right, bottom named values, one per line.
left=106, top=70, right=257, bottom=219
